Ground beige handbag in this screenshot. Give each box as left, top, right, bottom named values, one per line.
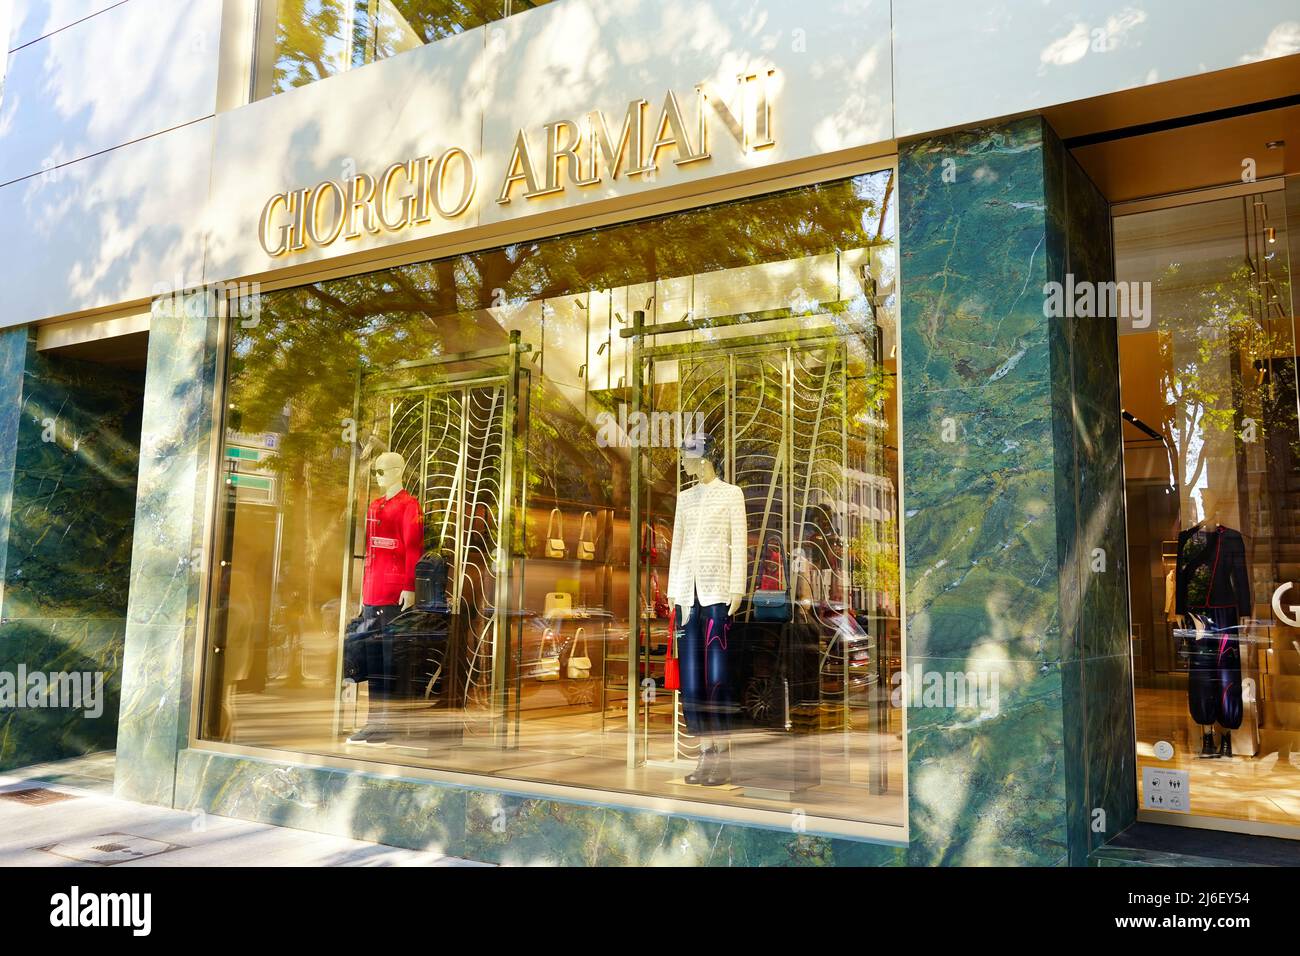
left=544, top=591, right=573, bottom=618
left=567, top=627, right=592, bottom=680
left=577, top=511, right=596, bottom=561
left=535, top=628, right=560, bottom=682
left=545, top=508, right=566, bottom=558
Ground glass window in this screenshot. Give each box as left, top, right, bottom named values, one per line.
left=253, top=0, right=554, bottom=100
left=1118, top=181, right=1298, bottom=826
left=200, top=169, right=905, bottom=829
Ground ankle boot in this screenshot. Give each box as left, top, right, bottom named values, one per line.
left=703, top=748, right=732, bottom=787
left=1219, top=734, right=1233, bottom=758
left=1198, top=731, right=1218, bottom=758
left=685, top=748, right=715, bottom=785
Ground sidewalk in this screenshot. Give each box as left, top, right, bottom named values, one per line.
left=0, top=753, right=486, bottom=867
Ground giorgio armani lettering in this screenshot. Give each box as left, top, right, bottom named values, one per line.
left=258, top=147, right=476, bottom=257
left=256, top=71, right=776, bottom=257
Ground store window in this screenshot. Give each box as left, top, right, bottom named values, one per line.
left=200, top=169, right=904, bottom=829
left=252, top=0, right=554, bottom=100
left=1118, top=180, right=1298, bottom=826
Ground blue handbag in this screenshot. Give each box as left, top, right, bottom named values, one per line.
left=751, top=535, right=791, bottom=623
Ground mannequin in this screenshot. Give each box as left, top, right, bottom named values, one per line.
left=667, top=432, right=747, bottom=786
left=347, top=451, right=422, bottom=745
left=1175, top=491, right=1251, bottom=758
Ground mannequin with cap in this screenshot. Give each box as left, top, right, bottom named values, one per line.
left=346, top=451, right=422, bottom=746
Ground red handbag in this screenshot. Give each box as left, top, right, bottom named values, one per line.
left=664, top=606, right=680, bottom=691
left=651, top=568, right=670, bottom=619
left=642, top=522, right=659, bottom=562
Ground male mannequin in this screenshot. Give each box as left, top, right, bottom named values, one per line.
left=1175, top=492, right=1251, bottom=758
left=667, top=432, right=747, bottom=786
left=347, top=451, right=422, bottom=745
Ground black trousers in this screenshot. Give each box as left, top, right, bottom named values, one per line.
left=361, top=603, right=401, bottom=710
left=1187, top=606, right=1243, bottom=730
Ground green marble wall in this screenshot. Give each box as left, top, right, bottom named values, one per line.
left=898, top=117, right=1134, bottom=865
left=174, top=749, right=907, bottom=866
left=113, top=299, right=219, bottom=804
left=0, top=329, right=142, bottom=769
left=1048, top=133, right=1138, bottom=865
left=1090, top=846, right=1261, bottom=867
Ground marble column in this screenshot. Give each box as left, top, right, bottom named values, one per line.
left=898, top=116, right=1136, bottom=865
left=0, top=328, right=25, bottom=609
left=114, top=298, right=218, bottom=804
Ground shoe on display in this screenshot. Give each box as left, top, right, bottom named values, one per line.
left=685, top=748, right=715, bottom=785
left=1197, top=731, right=1218, bottom=758
left=1219, top=735, right=1232, bottom=758
left=365, top=728, right=393, bottom=746
left=702, top=750, right=731, bottom=787
left=345, top=726, right=374, bottom=744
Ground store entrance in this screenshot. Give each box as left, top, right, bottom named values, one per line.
left=1, top=325, right=149, bottom=767
left=1115, top=179, right=1300, bottom=831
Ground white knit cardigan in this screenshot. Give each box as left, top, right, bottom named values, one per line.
left=667, top=478, right=749, bottom=608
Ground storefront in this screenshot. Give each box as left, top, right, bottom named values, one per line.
left=1, top=0, right=1298, bottom=866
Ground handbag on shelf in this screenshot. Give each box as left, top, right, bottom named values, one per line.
left=544, top=591, right=574, bottom=619
left=545, top=507, right=567, bottom=559
left=534, top=627, right=561, bottom=682
left=664, top=607, right=680, bottom=691
left=752, top=534, right=792, bottom=623
left=567, top=627, right=592, bottom=680
left=641, top=521, right=660, bottom=562
left=791, top=549, right=823, bottom=608
left=651, top=568, right=670, bottom=620
left=577, top=511, right=596, bottom=561
left=654, top=518, right=671, bottom=560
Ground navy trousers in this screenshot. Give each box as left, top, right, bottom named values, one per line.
left=1187, top=606, right=1243, bottom=730
left=675, top=597, right=736, bottom=737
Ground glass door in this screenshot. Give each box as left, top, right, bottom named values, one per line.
left=1117, top=179, right=1300, bottom=827
left=629, top=312, right=895, bottom=798
left=336, top=339, right=526, bottom=750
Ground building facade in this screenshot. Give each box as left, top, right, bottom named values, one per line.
left=1, top=0, right=1297, bottom=866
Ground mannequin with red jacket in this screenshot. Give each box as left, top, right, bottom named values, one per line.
left=347, top=451, right=422, bottom=745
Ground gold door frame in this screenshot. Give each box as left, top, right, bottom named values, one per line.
left=625, top=303, right=869, bottom=769
left=333, top=333, right=529, bottom=746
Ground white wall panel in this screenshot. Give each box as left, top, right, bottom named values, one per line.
left=8, top=0, right=122, bottom=51
left=4, top=0, right=1297, bottom=325
left=204, top=0, right=894, bottom=284
left=894, top=0, right=1300, bottom=137
left=203, top=23, right=486, bottom=284
left=0, top=0, right=220, bottom=184
left=0, top=119, right=211, bottom=328
left=0, top=1, right=11, bottom=88
left=480, top=0, right=893, bottom=227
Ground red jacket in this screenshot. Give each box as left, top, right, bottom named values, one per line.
left=363, top=489, right=422, bottom=606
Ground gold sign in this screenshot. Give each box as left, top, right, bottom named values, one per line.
left=257, top=71, right=776, bottom=257
left=496, top=70, right=775, bottom=204
left=258, top=147, right=476, bottom=257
